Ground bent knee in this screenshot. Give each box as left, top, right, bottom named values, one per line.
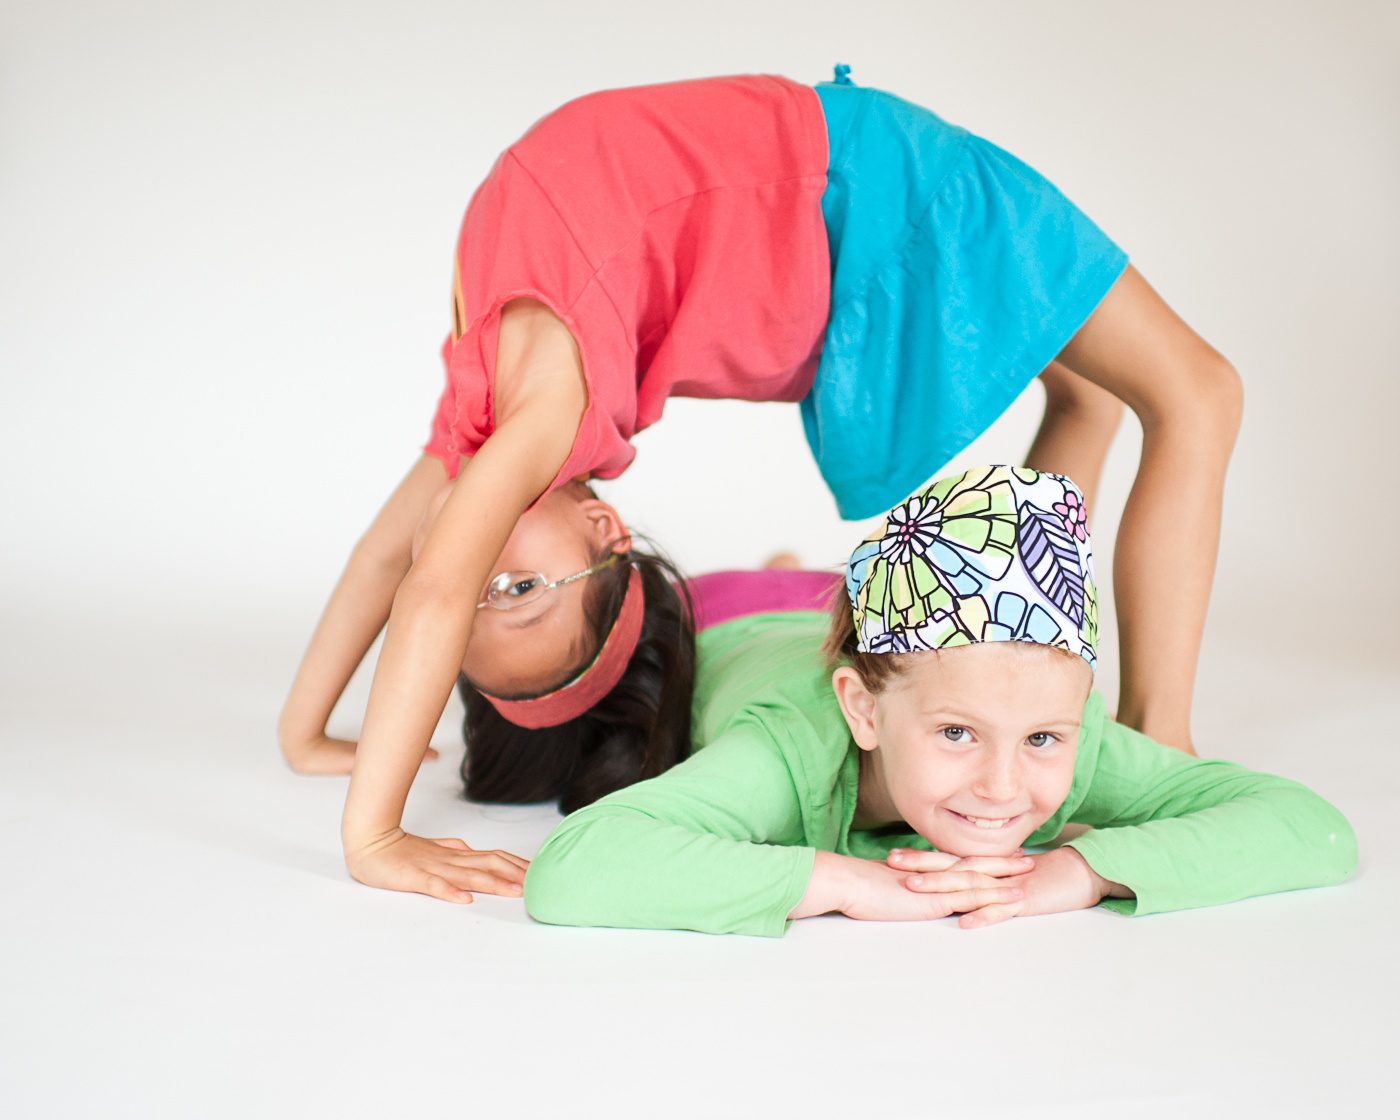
left=1150, top=348, right=1242, bottom=441
left=1196, top=352, right=1243, bottom=436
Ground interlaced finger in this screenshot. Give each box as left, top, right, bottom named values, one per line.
left=959, top=902, right=1022, bottom=929
left=887, top=849, right=961, bottom=873
left=941, top=885, right=1025, bottom=914
left=945, top=854, right=1036, bottom=877
left=903, top=869, right=1008, bottom=894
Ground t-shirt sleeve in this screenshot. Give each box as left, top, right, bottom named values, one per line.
left=423, top=148, right=641, bottom=487
left=524, top=722, right=816, bottom=937
left=421, top=335, right=461, bottom=468
left=1064, top=721, right=1357, bottom=916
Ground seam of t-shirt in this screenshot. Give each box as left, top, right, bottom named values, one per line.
left=823, top=126, right=971, bottom=322
left=500, top=150, right=605, bottom=281
left=510, top=145, right=827, bottom=341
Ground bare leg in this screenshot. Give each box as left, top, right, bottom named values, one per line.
left=1024, top=360, right=1124, bottom=519
left=1056, top=266, right=1243, bottom=755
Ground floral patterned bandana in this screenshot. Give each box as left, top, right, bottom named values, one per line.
left=846, top=465, right=1098, bottom=669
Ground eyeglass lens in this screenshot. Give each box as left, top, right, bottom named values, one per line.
left=487, top=572, right=549, bottom=608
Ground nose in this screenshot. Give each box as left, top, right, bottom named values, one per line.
left=969, top=747, right=1021, bottom=806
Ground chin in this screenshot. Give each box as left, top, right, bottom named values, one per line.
left=922, top=820, right=1042, bottom=858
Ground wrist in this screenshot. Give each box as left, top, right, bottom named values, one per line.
left=789, top=850, right=859, bottom=920
left=342, top=823, right=405, bottom=863
left=1060, top=846, right=1124, bottom=905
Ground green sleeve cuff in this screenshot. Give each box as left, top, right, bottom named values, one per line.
left=765, top=847, right=818, bottom=937
left=1066, top=835, right=1151, bottom=915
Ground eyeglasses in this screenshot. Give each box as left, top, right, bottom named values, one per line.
left=476, top=552, right=621, bottom=611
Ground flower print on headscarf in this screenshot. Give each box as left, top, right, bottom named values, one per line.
left=851, top=466, right=1020, bottom=651
left=847, top=466, right=1098, bottom=668
left=1052, top=489, right=1088, bottom=542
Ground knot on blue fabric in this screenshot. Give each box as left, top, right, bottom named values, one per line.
left=832, top=63, right=853, bottom=86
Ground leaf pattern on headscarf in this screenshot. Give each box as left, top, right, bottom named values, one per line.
left=1016, top=502, right=1085, bottom=627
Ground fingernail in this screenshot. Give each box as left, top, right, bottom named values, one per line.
left=1013, top=888, right=1024, bottom=897
left=908, top=875, right=922, bottom=886
left=889, top=849, right=904, bottom=858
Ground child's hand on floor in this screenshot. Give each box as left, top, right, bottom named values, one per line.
left=282, top=734, right=438, bottom=776
left=893, top=846, right=1132, bottom=929
left=346, top=830, right=529, bottom=904
left=789, top=849, right=1029, bottom=922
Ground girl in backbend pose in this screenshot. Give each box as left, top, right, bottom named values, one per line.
left=278, top=68, right=1242, bottom=905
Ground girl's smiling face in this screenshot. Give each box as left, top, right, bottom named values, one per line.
left=832, top=642, right=1093, bottom=857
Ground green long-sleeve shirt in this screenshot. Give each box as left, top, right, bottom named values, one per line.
left=525, top=612, right=1356, bottom=937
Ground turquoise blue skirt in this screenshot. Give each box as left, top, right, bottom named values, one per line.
left=806, top=78, right=1129, bottom=520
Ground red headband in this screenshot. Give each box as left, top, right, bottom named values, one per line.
left=481, top=566, right=645, bottom=729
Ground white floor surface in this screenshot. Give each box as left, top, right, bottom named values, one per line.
left=2, top=612, right=1397, bottom=1119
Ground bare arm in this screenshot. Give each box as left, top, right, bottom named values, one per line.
left=1024, top=359, right=1124, bottom=518
left=1056, top=266, right=1243, bottom=754
left=277, top=455, right=449, bottom=774
left=342, top=299, right=587, bottom=902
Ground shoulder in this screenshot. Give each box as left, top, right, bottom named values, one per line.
left=692, top=612, right=835, bottom=735
left=691, top=610, right=852, bottom=781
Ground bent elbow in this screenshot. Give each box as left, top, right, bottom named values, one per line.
left=522, top=823, right=598, bottom=928
left=1322, top=805, right=1359, bottom=884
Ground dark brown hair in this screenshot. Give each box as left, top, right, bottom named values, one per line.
left=458, top=541, right=696, bottom=814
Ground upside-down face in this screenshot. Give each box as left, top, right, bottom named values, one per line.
left=412, top=481, right=629, bottom=700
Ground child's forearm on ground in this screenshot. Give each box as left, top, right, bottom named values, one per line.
left=278, top=456, right=447, bottom=767
left=1068, top=783, right=1356, bottom=915
left=787, top=850, right=854, bottom=919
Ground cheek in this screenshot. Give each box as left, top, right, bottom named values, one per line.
left=1028, top=755, right=1077, bottom=813
left=885, top=749, right=964, bottom=820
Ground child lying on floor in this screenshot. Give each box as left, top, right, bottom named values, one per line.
left=523, top=466, right=1355, bottom=936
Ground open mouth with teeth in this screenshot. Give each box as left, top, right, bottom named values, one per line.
left=946, top=808, right=1024, bottom=830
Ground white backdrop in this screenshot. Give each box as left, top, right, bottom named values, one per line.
left=3, top=0, right=1398, bottom=670
left=4, top=7, right=1400, bottom=1116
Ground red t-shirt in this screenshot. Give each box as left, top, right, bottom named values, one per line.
left=424, top=75, right=831, bottom=488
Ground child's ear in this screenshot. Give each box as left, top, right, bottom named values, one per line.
left=575, top=496, right=631, bottom=555
left=831, top=667, right=880, bottom=752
